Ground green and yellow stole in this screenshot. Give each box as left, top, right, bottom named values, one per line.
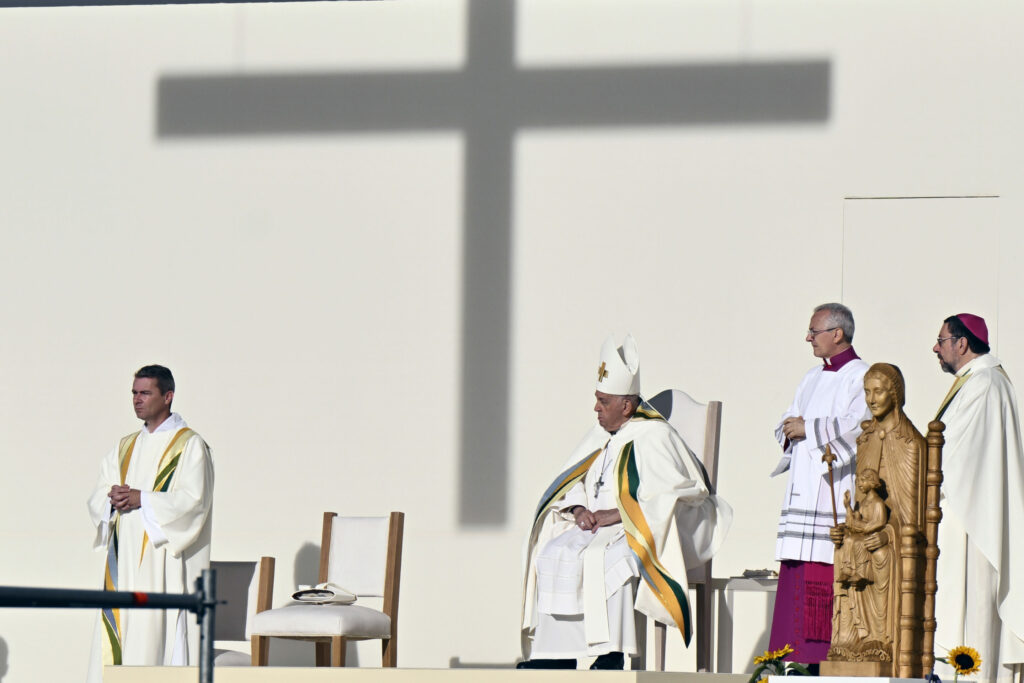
left=615, top=439, right=693, bottom=645
left=101, top=427, right=195, bottom=666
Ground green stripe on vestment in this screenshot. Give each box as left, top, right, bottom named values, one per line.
left=614, top=416, right=693, bottom=645
left=533, top=447, right=603, bottom=524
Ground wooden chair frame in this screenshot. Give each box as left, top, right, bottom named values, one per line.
left=255, top=556, right=276, bottom=614
left=251, top=511, right=404, bottom=667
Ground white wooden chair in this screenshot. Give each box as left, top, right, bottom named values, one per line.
left=210, top=556, right=275, bottom=666
left=646, top=389, right=722, bottom=673
left=250, top=511, right=404, bottom=667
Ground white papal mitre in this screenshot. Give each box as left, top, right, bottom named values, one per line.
left=595, top=334, right=641, bottom=395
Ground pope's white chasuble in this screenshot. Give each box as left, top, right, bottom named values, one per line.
left=522, top=404, right=731, bottom=659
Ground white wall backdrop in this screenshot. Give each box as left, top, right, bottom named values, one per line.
left=0, top=1, right=1021, bottom=680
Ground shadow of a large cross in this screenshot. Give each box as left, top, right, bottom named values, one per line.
left=157, top=0, right=830, bottom=526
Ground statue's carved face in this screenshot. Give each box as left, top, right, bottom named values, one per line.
left=857, top=470, right=880, bottom=492
left=864, top=377, right=895, bottom=419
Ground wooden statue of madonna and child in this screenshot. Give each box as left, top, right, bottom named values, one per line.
left=819, top=363, right=946, bottom=678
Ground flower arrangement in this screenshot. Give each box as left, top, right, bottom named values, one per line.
left=936, top=645, right=982, bottom=681
left=747, top=644, right=811, bottom=682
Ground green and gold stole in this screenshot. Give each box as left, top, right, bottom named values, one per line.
left=614, top=407, right=693, bottom=645
left=101, top=427, right=195, bottom=666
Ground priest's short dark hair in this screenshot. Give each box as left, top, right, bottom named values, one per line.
left=135, top=364, right=175, bottom=395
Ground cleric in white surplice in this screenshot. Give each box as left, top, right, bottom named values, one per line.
left=769, top=303, right=870, bottom=663
left=519, top=334, right=731, bottom=670
left=932, top=314, right=1024, bottom=682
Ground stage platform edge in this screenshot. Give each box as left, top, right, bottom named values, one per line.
left=769, top=678, right=927, bottom=683
left=104, top=667, right=753, bottom=683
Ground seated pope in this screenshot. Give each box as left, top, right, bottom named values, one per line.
left=519, top=334, right=732, bottom=670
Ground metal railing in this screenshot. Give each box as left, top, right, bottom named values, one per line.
left=0, top=568, right=216, bottom=683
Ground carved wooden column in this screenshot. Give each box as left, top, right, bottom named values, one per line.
left=897, top=523, right=920, bottom=678
left=922, top=421, right=945, bottom=676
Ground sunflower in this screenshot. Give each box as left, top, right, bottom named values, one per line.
left=772, top=644, right=795, bottom=659
left=754, top=644, right=793, bottom=665
left=748, top=644, right=809, bottom=683
left=946, top=646, right=981, bottom=676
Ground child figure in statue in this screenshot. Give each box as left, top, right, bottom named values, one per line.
left=835, top=469, right=888, bottom=586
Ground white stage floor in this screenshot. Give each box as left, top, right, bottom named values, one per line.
left=104, top=667, right=931, bottom=683
left=104, top=667, right=753, bottom=683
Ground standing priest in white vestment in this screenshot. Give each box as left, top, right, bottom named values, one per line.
left=932, top=313, right=1024, bottom=682
left=519, top=334, right=731, bottom=670
left=769, top=303, right=870, bottom=665
left=86, top=365, right=214, bottom=683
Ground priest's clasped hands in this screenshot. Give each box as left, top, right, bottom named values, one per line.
left=572, top=506, right=622, bottom=533
left=782, top=416, right=806, bottom=441
left=108, top=484, right=142, bottom=512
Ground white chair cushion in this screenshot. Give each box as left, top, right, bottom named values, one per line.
left=213, top=649, right=252, bottom=667
left=250, top=603, right=391, bottom=639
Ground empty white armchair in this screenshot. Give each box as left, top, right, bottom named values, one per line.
left=249, top=511, right=405, bottom=667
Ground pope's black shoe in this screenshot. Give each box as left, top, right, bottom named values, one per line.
left=590, top=652, right=625, bottom=670
left=516, top=658, right=576, bottom=669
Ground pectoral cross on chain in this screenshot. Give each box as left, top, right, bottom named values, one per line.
left=597, top=362, right=609, bottom=382
left=594, top=440, right=611, bottom=497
